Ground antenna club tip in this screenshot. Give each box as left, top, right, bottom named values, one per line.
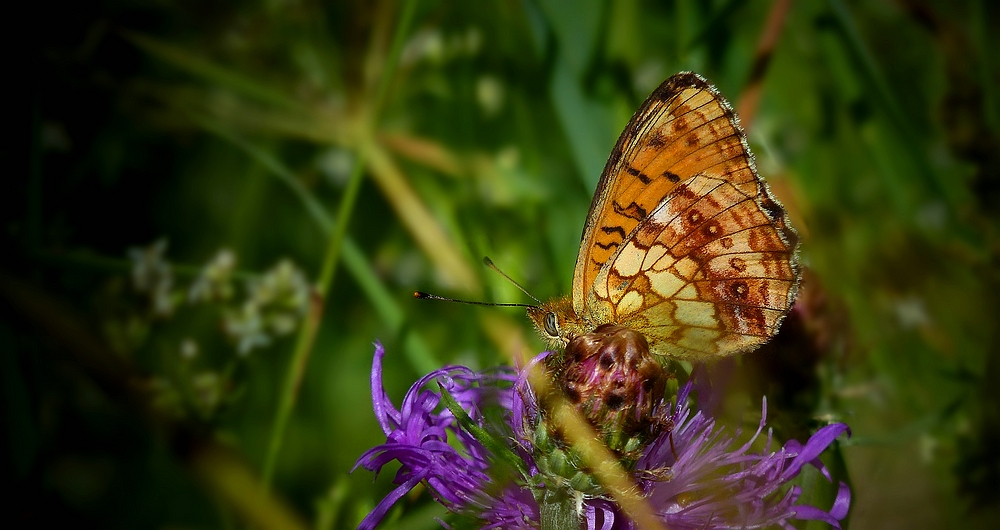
left=413, top=291, right=429, bottom=299
left=482, top=256, right=494, bottom=267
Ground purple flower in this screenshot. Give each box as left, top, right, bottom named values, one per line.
left=354, top=342, right=850, bottom=529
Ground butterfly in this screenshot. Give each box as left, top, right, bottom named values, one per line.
left=527, top=72, right=800, bottom=363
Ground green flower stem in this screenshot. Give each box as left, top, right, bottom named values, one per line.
left=197, top=119, right=438, bottom=372
left=259, top=0, right=420, bottom=490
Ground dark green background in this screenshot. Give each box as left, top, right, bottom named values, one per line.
left=6, top=0, right=1000, bottom=528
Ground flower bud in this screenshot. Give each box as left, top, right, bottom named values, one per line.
left=554, top=323, right=670, bottom=466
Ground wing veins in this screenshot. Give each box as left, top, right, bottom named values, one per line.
left=626, top=108, right=735, bottom=176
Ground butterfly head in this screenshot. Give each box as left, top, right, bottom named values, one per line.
left=527, top=296, right=591, bottom=351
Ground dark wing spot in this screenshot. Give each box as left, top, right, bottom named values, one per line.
left=663, top=171, right=681, bottom=183
left=611, top=277, right=632, bottom=292
left=720, top=237, right=734, bottom=249
left=673, top=116, right=689, bottom=133
left=613, top=201, right=648, bottom=221
left=701, top=220, right=722, bottom=238
left=648, top=131, right=667, bottom=148
left=685, top=133, right=700, bottom=147
left=729, top=280, right=749, bottom=299
left=757, top=280, right=772, bottom=306
left=601, top=225, right=627, bottom=239
left=759, top=197, right=784, bottom=221
left=686, top=210, right=703, bottom=225
left=626, top=165, right=652, bottom=184
left=595, top=240, right=620, bottom=251
left=729, top=257, right=747, bottom=272
left=675, top=183, right=697, bottom=199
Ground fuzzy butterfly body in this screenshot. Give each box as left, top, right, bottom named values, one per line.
left=528, top=72, right=800, bottom=362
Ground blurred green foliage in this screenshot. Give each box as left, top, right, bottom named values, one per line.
left=6, top=0, right=1000, bottom=528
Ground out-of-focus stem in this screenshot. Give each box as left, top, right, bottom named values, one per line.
left=259, top=0, right=421, bottom=490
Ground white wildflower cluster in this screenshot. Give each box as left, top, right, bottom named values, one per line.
left=127, top=241, right=310, bottom=356
left=222, top=260, right=311, bottom=356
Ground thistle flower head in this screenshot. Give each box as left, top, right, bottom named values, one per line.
left=354, top=342, right=850, bottom=529
left=554, top=323, right=670, bottom=467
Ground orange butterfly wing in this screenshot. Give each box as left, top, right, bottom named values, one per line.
left=573, top=72, right=800, bottom=361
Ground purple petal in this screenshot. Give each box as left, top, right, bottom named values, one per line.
left=357, top=472, right=426, bottom=530
left=356, top=345, right=852, bottom=530
left=829, top=481, right=851, bottom=519
left=781, top=423, right=851, bottom=481
left=369, top=342, right=399, bottom=436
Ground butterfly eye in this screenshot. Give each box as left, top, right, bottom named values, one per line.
left=544, top=312, right=560, bottom=338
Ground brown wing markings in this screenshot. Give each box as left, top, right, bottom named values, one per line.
left=577, top=79, right=734, bottom=302
left=600, top=225, right=628, bottom=240
left=680, top=153, right=757, bottom=189
left=574, top=72, right=801, bottom=359
left=661, top=132, right=746, bottom=178
left=591, top=199, right=648, bottom=254
left=624, top=165, right=653, bottom=184
left=627, top=181, right=720, bottom=248
left=668, top=200, right=777, bottom=258
left=632, top=97, right=734, bottom=155
left=615, top=88, right=705, bottom=174
left=612, top=200, right=647, bottom=221
left=718, top=305, right=783, bottom=337
left=642, top=276, right=789, bottom=339
left=690, top=276, right=794, bottom=291
left=617, top=191, right=795, bottom=343
left=714, top=303, right=787, bottom=337
left=632, top=180, right=739, bottom=251
left=587, top=197, right=648, bottom=267
left=611, top=176, right=681, bottom=228
left=610, top=89, right=726, bottom=205
left=650, top=102, right=732, bottom=154
left=649, top=83, right=710, bottom=120
left=642, top=214, right=785, bottom=273
left=708, top=251, right=795, bottom=279
left=638, top=304, right=787, bottom=330
left=675, top=213, right=789, bottom=257
left=697, top=276, right=794, bottom=333
left=694, top=222, right=798, bottom=256
left=584, top=99, right=693, bottom=286
left=609, top=103, right=719, bottom=210
left=681, top=250, right=796, bottom=282
left=627, top=75, right=756, bottom=196
left=633, top=180, right=759, bottom=258
left=629, top=107, right=734, bottom=180
left=680, top=289, right=794, bottom=313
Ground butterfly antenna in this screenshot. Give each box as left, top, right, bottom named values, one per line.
left=413, top=291, right=535, bottom=308
left=482, top=256, right=543, bottom=305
